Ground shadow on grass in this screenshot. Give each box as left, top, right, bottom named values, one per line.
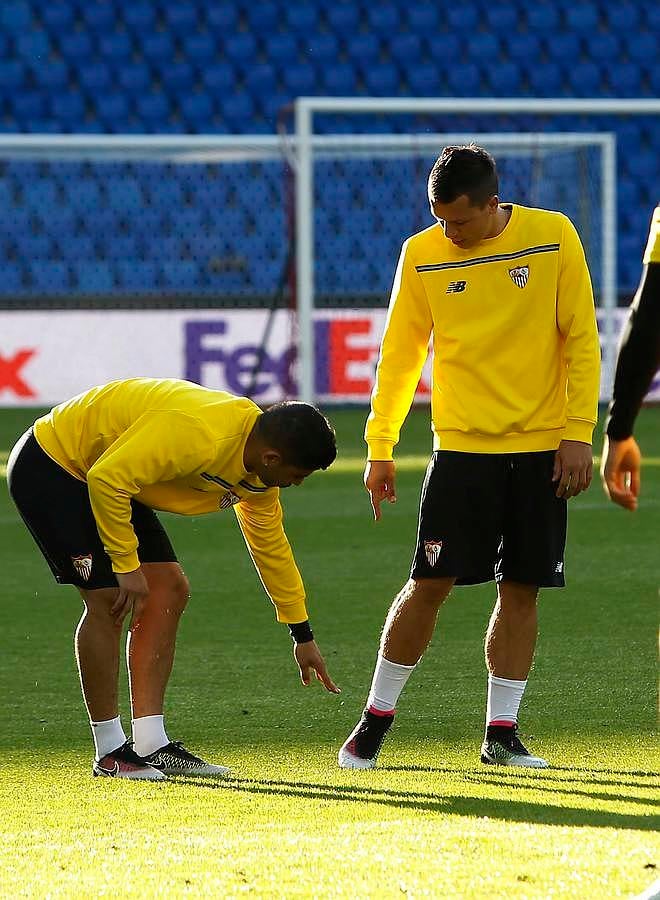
left=168, top=773, right=658, bottom=831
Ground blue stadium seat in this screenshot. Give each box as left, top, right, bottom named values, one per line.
left=361, top=62, right=400, bottom=96
left=484, top=4, right=519, bottom=31
left=29, top=59, right=69, bottom=89
left=566, top=62, right=601, bottom=96
left=169, top=208, right=206, bottom=235
left=405, top=61, right=442, bottom=96
left=98, top=32, right=134, bottom=62
left=161, top=261, right=201, bottom=290
left=260, top=90, right=293, bottom=123
left=528, top=62, right=563, bottom=96
left=100, top=234, right=141, bottom=260
left=117, top=62, right=152, bottom=94
left=142, top=235, right=184, bottom=260
left=389, top=33, right=422, bottom=63
left=625, top=31, right=658, bottom=62
left=182, top=32, right=217, bottom=64
left=56, top=234, right=96, bottom=260
left=0, top=61, right=25, bottom=90
left=74, top=262, right=115, bottom=293
left=625, top=149, right=657, bottom=180
left=119, top=208, right=162, bottom=236
left=15, top=30, right=50, bottom=59
left=405, top=3, right=440, bottom=31
left=445, top=6, right=479, bottom=29
left=646, top=4, right=660, bottom=29
left=446, top=63, right=481, bottom=96
left=38, top=208, right=77, bottom=234
left=262, top=32, right=299, bottom=64
left=1, top=2, right=31, bottom=32
left=11, top=92, right=46, bottom=121
left=506, top=33, right=542, bottom=63
left=319, top=62, right=356, bottom=96
left=116, top=260, right=159, bottom=290
left=249, top=258, right=284, bottom=294
left=58, top=31, right=93, bottom=61
left=202, top=62, right=235, bottom=92
left=243, top=63, right=277, bottom=99
left=16, top=233, right=55, bottom=258
left=162, top=4, right=200, bottom=32
left=123, top=3, right=157, bottom=31
left=78, top=62, right=113, bottom=92
left=62, top=180, right=103, bottom=212
left=106, top=177, right=144, bottom=212
left=41, top=4, right=75, bottom=33
left=346, top=33, right=381, bottom=65
left=97, top=92, right=131, bottom=123
left=28, top=260, right=70, bottom=292
left=180, top=91, right=214, bottom=128
left=49, top=91, right=86, bottom=126
left=365, top=3, right=401, bottom=33
left=80, top=4, right=116, bottom=32
left=325, top=3, right=362, bottom=34
left=284, top=4, right=318, bottom=33
left=141, top=33, right=175, bottom=63
left=525, top=4, right=560, bottom=31
left=587, top=33, right=621, bottom=63
left=304, top=33, right=340, bottom=64
left=245, top=2, right=279, bottom=31
left=135, top=92, right=171, bottom=126
left=565, top=3, right=600, bottom=33
left=0, top=263, right=24, bottom=292
left=467, top=33, right=501, bottom=59
left=608, top=61, right=643, bottom=94
left=281, top=63, right=317, bottom=95
left=604, top=1, right=640, bottom=30
left=223, top=33, right=258, bottom=66
left=205, top=3, right=239, bottom=30
left=487, top=62, right=522, bottom=95
left=545, top=32, right=582, bottom=62
left=148, top=179, right=186, bottom=209
left=158, top=61, right=195, bottom=92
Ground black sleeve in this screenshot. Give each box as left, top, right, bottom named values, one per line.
left=605, top=263, right=660, bottom=440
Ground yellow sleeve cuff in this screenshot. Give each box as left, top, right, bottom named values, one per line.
left=366, top=440, right=396, bottom=461
left=111, top=552, right=141, bottom=574
left=274, top=599, right=309, bottom=624
left=563, top=419, right=595, bottom=444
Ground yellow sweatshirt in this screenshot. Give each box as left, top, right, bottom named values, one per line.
left=33, top=378, right=307, bottom=623
left=643, top=204, right=660, bottom=264
left=367, top=204, right=601, bottom=458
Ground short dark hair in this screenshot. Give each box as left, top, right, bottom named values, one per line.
left=428, top=144, right=499, bottom=207
left=257, top=401, right=337, bottom=470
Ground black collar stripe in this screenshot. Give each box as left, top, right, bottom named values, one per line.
left=201, top=472, right=234, bottom=488
left=415, top=243, right=560, bottom=273
left=239, top=479, right=268, bottom=492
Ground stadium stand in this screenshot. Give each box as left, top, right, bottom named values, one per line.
left=0, top=0, right=656, bottom=302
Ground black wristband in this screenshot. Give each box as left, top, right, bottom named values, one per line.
left=288, top=620, right=314, bottom=643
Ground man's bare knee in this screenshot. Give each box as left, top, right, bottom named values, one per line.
left=408, top=577, right=454, bottom=608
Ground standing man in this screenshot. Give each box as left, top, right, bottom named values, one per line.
left=601, top=204, right=660, bottom=510
left=7, top=377, right=339, bottom=780
left=338, top=145, right=600, bottom=770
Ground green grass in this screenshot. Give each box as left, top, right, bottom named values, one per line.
left=1, top=406, right=658, bottom=898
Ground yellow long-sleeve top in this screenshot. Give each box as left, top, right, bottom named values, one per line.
left=643, top=204, right=660, bottom=264
left=33, top=378, right=307, bottom=623
left=367, top=204, right=601, bottom=458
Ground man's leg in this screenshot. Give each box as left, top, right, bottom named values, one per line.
left=339, top=577, right=454, bottom=768
left=481, top=579, right=548, bottom=767
left=126, top=562, right=229, bottom=776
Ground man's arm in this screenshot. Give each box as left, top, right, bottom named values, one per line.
left=233, top=493, right=339, bottom=693
left=554, top=216, right=601, bottom=498
left=365, top=239, right=433, bottom=517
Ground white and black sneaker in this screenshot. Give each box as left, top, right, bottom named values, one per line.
left=480, top=725, right=549, bottom=768
left=338, top=708, right=395, bottom=770
left=93, top=740, right=167, bottom=781
left=142, top=741, right=230, bottom=776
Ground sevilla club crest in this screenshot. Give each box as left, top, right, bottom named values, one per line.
left=509, top=265, right=529, bottom=288
left=424, top=541, right=443, bottom=567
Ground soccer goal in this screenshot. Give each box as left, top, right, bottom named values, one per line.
left=292, top=97, right=659, bottom=406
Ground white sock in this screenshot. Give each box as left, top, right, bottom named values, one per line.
left=90, top=716, right=127, bottom=759
left=486, top=674, right=527, bottom=726
left=366, top=653, right=416, bottom=713
left=132, top=715, right=169, bottom=757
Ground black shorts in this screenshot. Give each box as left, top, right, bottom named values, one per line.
left=411, top=450, right=567, bottom=588
left=7, top=429, right=177, bottom=590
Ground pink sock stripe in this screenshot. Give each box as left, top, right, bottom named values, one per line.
left=488, top=719, right=517, bottom=727
left=368, top=705, right=395, bottom=717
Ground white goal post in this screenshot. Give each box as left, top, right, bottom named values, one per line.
left=294, top=97, right=660, bottom=405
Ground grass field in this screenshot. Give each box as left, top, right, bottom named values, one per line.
left=0, top=405, right=658, bottom=898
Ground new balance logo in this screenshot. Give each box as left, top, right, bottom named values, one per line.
left=555, top=561, right=564, bottom=574
left=509, top=265, right=529, bottom=288
left=446, top=280, right=467, bottom=293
